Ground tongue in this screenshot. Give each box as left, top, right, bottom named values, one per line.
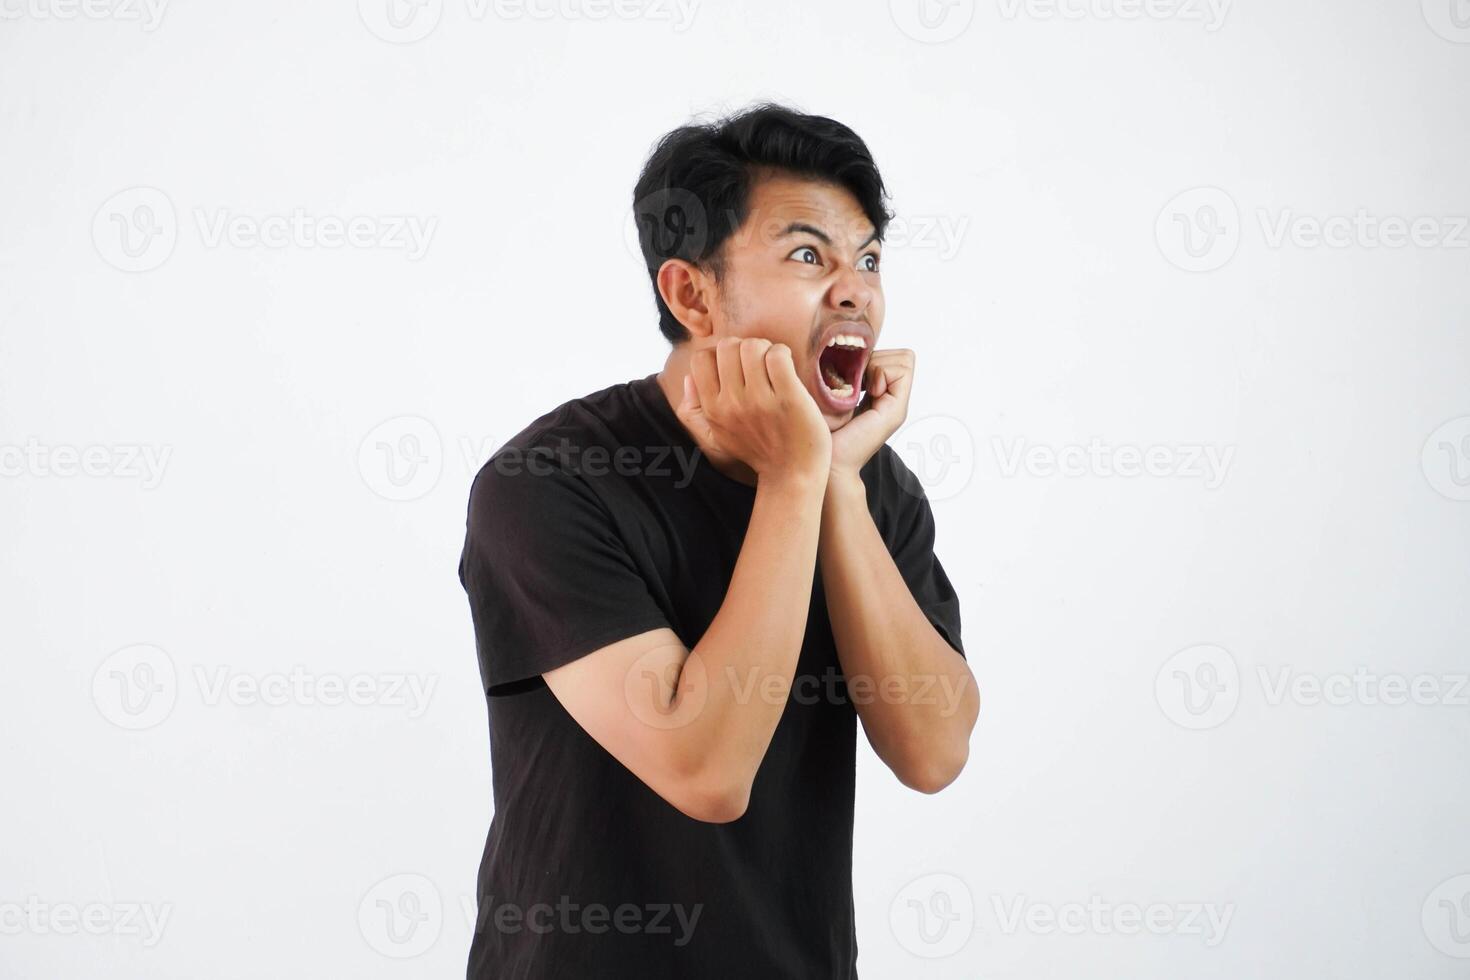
left=820, top=346, right=855, bottom=391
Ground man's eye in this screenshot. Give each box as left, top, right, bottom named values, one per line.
left=788, top=246, right=819, bottom=265
left=860, top=253, right=880, bottom=272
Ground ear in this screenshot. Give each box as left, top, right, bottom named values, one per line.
left=656, top=259, right=716, bottom=341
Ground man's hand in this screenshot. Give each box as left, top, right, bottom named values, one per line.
left=677, top=336, right=833, bottom=486
left=830, top=348, right=915, bottom=481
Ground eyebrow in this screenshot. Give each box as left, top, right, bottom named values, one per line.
left=776, top=221, right=880, bottom=250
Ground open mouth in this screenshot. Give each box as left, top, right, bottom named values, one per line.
left=817, top=332, right=868, bottom=406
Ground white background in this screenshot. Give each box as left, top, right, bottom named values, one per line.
left=3, top=0, right=1469, bottom=977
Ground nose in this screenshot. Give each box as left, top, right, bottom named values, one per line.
left=826, top=262, right=875, bottom=314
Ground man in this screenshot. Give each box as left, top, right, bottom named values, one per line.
left=458, top=102, right=979, bottom=978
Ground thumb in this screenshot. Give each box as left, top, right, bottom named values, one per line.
left=680, top=374, right=699, bottom=414
left=868, top=362, right=888, bottom=400
left=676, top=374, right=719, bottom=449
left=676, top=375, right=706, bottom=429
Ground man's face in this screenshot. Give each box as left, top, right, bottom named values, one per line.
left=704, top=172, right=884, bottom=430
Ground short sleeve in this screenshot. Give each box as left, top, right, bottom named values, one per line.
left=876, top=447, right=966, bottom=659
left=458, top=447, right=672, bottom=696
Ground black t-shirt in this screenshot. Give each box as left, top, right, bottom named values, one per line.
left=457, top=372, right=965, bottom=979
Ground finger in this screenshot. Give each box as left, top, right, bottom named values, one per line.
left=690, top=346, right=720, bottom=409
left=715, top=336, right=746, bottom=398
left=763, top=343, right=803, bottom=399
left=884, top=351, right=914, bottom=399
left=866, top=349, right=913, bottom=400
left=739, top=338, right=774, bottom=399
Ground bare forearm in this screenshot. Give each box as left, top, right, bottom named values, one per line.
left=676, top=472, right=826, bottom=801
left=818, top=473, right=978, bottom=792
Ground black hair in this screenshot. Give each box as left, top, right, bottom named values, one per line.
left=631, top=101, right=894, bottom=345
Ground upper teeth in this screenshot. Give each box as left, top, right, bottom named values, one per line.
left=827, top=334, right=866, bottom=349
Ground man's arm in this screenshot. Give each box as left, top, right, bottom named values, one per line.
left=817, top=473, right=979, bottom=793
left=545, top=471, right=824, bottom=823
left=544, top=338, right=831, bottom=824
